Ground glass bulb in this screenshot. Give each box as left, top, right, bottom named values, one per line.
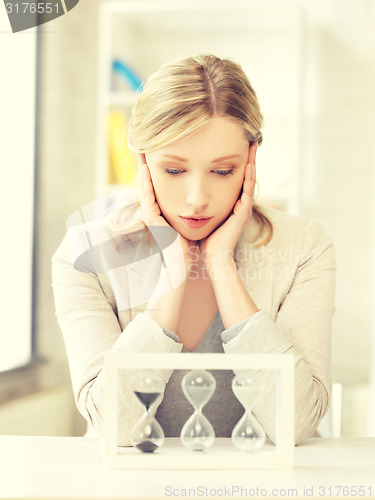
left=231, top=370, right=266, bottom=452
left=130, top=370, right=165, bottom=453
left=180, top=370, right=216, bottom=452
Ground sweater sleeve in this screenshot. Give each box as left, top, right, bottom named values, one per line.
left=51, top=230, right=182, bottom=445
left=220, top=219, right=335, bottom=445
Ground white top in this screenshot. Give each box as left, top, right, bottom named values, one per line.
left=51, top=200, right=335, bottom=445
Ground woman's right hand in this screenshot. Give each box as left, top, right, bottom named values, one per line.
left=139, top=157, right=169, bottom=229
left=139, top=156, right=197, bottom=274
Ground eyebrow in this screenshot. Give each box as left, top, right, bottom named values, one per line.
left=161, top=154, right=242, bottom=163
left=212, top=155, right=242, bottom=163
left=161, top=154, right=188, bottom=163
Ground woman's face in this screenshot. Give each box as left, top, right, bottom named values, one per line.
left=144, top=117, right=252, bottom=241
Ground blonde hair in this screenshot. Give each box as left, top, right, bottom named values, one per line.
left=128, top=54, right=263, bottom=151
left=115, top=54, right=272, bottom=245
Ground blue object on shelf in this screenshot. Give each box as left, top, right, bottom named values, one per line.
left=112, top=59, right=143, bottom=91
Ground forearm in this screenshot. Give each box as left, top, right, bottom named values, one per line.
left=206, top=257, right=258, bottom=330
left=144, top=273, right=187, bottom=333
left=243, top=350, right=329, bottom=444
left=221, top=309, right=331, bottom=444
left=143, top=236, right=189, bottom=333
left=76, top=311, right=184, bottom=445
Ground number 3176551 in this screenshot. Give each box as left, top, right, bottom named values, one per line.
left=5, top=3, right=60, bottom=14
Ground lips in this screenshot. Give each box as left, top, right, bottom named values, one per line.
left=179, top=216, right=213, bottom=229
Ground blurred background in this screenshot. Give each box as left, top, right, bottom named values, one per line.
left=0, top=0, right=374, bottom=438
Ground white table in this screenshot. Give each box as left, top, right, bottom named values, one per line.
left=0, top=436, right=374, bottom=499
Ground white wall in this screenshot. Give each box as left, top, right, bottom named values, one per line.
left=298, top=4, right=375, bottom=436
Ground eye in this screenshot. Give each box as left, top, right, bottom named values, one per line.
left=164, top=168, right=185, bottom=175
left=212, top=168, right=235, bottom=176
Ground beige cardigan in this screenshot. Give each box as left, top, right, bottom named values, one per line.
left=51, top=203, right=335, bottom=445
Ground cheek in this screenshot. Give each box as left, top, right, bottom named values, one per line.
left=150, top=174, right=178, bottom=210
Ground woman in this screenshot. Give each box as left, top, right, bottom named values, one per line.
left=52, top=54, right=335, bottom=445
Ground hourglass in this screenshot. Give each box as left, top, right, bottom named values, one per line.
left=231, top=370, right=266, bottom=452
left=180, top=370, right=216, bottom=451
left=129, top=371, right=165, bottom=453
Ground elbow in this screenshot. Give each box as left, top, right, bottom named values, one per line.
left=262, top=385, right=331, bottom=446
left=75, top=382, right=104, bottom=437
left=294, top=387, right=331, bottom=445
left=77, top=379, right=146, bottom=447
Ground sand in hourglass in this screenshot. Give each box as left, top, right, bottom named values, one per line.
left=136, top=441, right=158, bottom=452
left=232, top=386, right=263, bottom=408
left=184, top=385, right=213, bottom=408
left=134, top=391, right=161, bottom=410
left=133, top=391, right=162, bottom=452
left=231, top=372, right=266, bottom=452
left=132, top=390, right=164, bottom=453
left=180, top=370, right=216, bottom=451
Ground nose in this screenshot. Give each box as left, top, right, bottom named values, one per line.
left=185, top=177, right=210, bottom=211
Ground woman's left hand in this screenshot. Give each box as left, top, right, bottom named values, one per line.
left=199, top=141, right=257, bottom=268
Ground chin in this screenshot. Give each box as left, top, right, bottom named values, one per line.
left=181, top=225, right=218, bottom=242
left=168, top=216, right=222, bottom=241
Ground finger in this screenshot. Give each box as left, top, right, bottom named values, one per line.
left=141, top=164, right=155, bottom=209
left=233, top=195, right=251, bottom=223
left=144, top=166, right=156, bottom=202
left=244, top=143, right=256, bottom=180
left=240, top=184, right=253, bottom=212
left=244, top=160, right=252, bottom=183
left=242, top=163, right=253, bottom=197
left=137, top=153, right=146, bottom=167
left=247, top=142, right=257, bottom=195
left=249, top=140, right=257, bottom=165
left=240, top=164, right=255, bottom=213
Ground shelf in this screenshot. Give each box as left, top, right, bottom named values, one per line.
left=107, top=91, right=137, bottom=107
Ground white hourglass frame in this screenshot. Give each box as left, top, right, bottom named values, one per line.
left=103, top=352, right=294, bottom=470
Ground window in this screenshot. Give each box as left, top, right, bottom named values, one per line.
left=0, top=10, right=38, bottom=373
